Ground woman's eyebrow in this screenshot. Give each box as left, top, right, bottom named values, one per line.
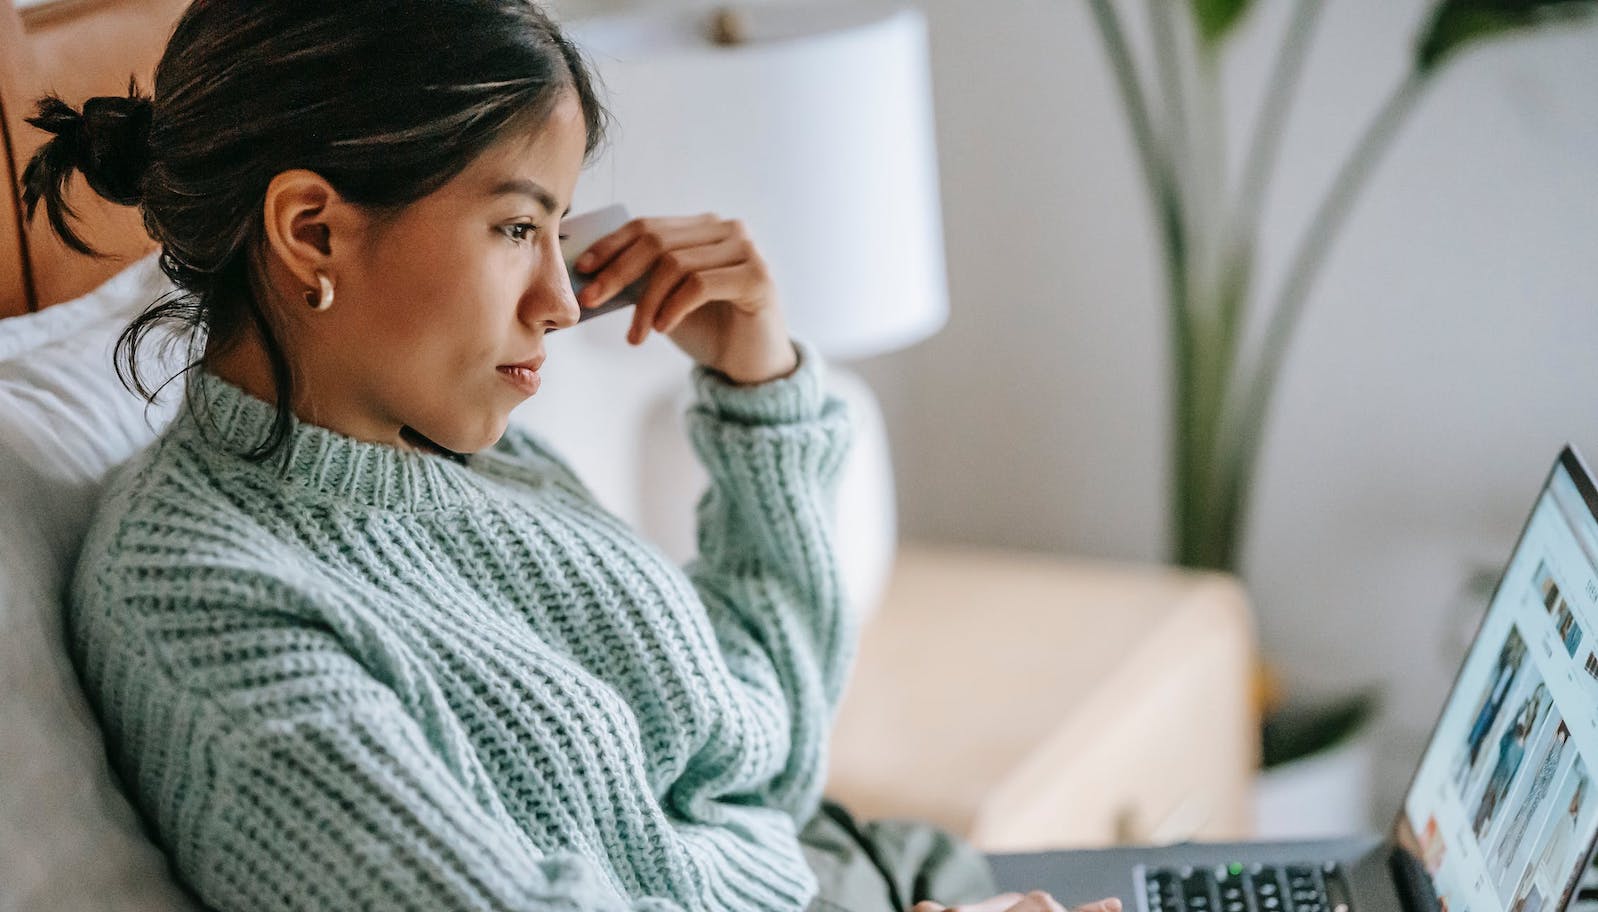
left=486, top=177, right=571, bottom=217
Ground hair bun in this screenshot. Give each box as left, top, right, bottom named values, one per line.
left=20, top=77, right=152, bottom=255
left=24, top=77, right=153, bottom=208
left=79, top=87, right=154, bottom=205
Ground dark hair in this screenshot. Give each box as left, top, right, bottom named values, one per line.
left=20, top=0, right=611, bottom=470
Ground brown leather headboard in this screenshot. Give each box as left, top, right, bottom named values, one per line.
left=0, top=0, right=191, bottom=318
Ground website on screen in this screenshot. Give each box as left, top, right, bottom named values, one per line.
left=1402, top=465, right=1598, bottom=912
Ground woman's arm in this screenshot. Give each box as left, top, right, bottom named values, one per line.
left=680, top=336, right=856, bottom=826
left=192, top=687, right=658, bottom=912
left=69, top=581, right=688, bottom=912
left=563, top=216, right=857, bottom=826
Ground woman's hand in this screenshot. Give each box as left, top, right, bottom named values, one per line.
left=572, top=213, right=798, bottom=385
left=910, top=891, right=1123, bottom=912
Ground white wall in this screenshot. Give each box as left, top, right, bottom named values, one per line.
left=861, top=0, right=1598, bottom=824
left=553, top=0, right=1598, bottom=825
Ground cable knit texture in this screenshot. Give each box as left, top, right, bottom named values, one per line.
left=65, top=338, right=855, bottom=912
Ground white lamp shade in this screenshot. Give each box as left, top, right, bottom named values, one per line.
left=566, top=1, right=949, bottom=361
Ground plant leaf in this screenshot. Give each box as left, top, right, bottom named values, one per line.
left=1261, top=689, right=1382, bottom=767
left=1191, top=0, right=1254, bottom=46
left=1416, top=0, right=1598, bottom=73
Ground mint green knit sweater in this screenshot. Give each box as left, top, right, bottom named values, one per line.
left=66, top=338, right=855, bottom=912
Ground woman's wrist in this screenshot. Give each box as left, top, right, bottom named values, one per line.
left=709, top=343, right=801, bottom=386
left=692, top=337, right=824, bottom=425
left=704, top=311, right=800, bottom=386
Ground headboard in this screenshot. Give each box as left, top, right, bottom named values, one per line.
left=0, top=0, right=190, bottom=318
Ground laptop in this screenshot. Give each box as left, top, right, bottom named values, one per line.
left=989, top=446, right=1598, bottom=912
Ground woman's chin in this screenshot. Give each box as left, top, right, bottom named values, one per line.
left=399, top=421, right=497, bottom=457
left=458, top=418, right=512, bottom=454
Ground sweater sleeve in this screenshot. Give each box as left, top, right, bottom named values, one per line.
left=681, top=337, right=856, bottom=825
left=68, top=580, right=684, bottom=912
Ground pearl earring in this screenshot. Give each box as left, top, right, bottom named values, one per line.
left=304, top=272, right=334, bottom=311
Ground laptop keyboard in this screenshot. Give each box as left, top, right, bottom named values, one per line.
left=1139, top=862, right=1353, bottom=912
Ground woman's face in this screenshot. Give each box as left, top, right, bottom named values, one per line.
left=286, top=90, right=587, bottom=454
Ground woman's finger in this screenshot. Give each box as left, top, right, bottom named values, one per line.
left=652, top=262, right=764, bottom=336
left=629, top=236, right=747, bottom=342
left=910, top=891, right=1027, bottom=912
left=576, top=214, right=719, bottom=271
left=1073, top=898, right=1124, bottom=912
left=647, top=263, right=767, bottom=342
left=575, top=215, right=723, bottom=300
left=1000, top=891, right=1065, bottom=912
left=965, top=892, right=1027, bottom=912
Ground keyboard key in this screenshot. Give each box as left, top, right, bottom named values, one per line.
left=1141, top=861, right=1348, bottom=912
left=1323, top=865, right=1351, bottom=912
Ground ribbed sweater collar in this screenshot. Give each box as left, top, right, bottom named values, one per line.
left=171, top=368, right=487, bottom=512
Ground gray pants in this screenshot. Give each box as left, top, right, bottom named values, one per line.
left=800, top=797, right=1001, bottom=912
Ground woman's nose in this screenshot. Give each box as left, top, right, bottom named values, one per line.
left=526, top=261, right=581, bottom=331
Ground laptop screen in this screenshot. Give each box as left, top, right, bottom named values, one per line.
left=1396, top=449, right=1598, bottom=912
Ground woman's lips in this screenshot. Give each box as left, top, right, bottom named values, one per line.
left=497, top=365, right=541, bottom=395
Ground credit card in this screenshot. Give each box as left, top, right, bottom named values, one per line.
left=558, top=202, right=648, bottom=328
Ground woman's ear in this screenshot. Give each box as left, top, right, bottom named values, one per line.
left=261, top=169, right=352, bottom=290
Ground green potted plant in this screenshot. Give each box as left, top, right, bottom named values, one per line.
left=1086, top=0, right=1597, bottom=832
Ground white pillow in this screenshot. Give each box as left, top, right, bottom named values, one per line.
left=0, top=253, right=202, bottom=911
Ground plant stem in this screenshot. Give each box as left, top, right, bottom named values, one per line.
left=1216, top=70, right=1430, bottom=570
left=1149, top=0, right=1217, bottom=565
left=1087, top=0, right=1198, bottom=563
left=1182, top=58, right=1223, bottom=569
left=1230, top=0, right=1324, bottom=262
left=1188, top=0, right=1323, bottom=570
left=1149, top=0, right=1193, bottom=247
left=1087, top=0, right=1169, bottom=223
left=1214, top=0, right=1323, bottom=436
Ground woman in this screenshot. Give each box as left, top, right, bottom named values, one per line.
left=1455, top=633, right=1523, bottom=791
left=1473, top=685, right=1545, bottom=840
left=1507, top=774, right=1588, bottom=912
left=22, top=3, right=1118, bottom=912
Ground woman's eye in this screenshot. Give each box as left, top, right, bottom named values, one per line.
left=502, top=225, right=573, bottom=245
